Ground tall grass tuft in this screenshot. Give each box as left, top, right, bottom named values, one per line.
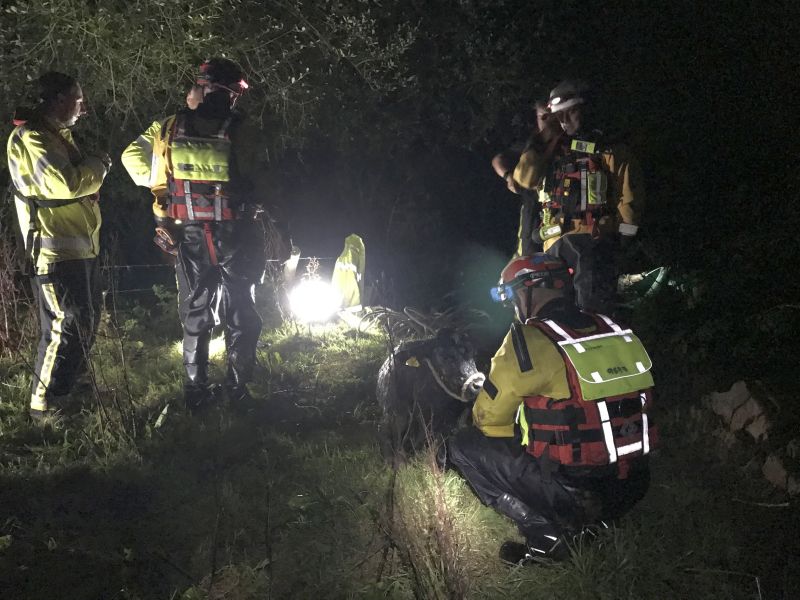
left=393, top=438, right=472, bottom=600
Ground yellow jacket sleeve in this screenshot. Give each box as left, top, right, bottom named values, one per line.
left=472, top=324, right=571, bottom=438
left=122, top=117, right=174, bottom=219
left=121, top=120, right=161, bottom=188
left=7, top=126, right=107, bottom=201
left=512, top=147, right=548, bottom=191
left=602, top=143, right=645, bottom=233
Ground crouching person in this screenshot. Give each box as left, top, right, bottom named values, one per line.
left=449, top=254, right=656, bottom=565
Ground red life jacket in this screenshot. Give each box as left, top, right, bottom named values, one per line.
left=166, top=112, right=239, bottom=222
left=520, top=314, right=658, bottom=479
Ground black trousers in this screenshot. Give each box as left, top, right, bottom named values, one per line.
left=449, top=427, right=649, bottom=545
left=546, top=234, right=617, bottom=313
left=177, top=221, right=263, bottom=388
left=30, top=258, right=99, bottom=411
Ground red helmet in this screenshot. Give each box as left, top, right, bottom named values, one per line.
left=501, top=254, right=570, bottom=288
left=491, top=253, right=571, bottom=304
left=197, top=58, right=249, bottom=94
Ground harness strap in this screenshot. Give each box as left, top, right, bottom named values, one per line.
left=203, top=223, right=218, bottom=266
left=511, top=322, right=533, bottom=372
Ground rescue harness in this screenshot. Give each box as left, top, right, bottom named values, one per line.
left=538, top=138, right=609, bottom=241
left=517, top=313, right=657, bottom=479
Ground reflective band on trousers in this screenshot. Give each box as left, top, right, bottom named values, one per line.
left=31, top=282, right=65, bottom=410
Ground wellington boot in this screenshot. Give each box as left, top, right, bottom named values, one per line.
left=226, top=384, right=257, bottom=414
left=184, top=383, right=219, bottom=413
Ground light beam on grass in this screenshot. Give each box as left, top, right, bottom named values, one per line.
left=171, top=335, right=226, bottom=358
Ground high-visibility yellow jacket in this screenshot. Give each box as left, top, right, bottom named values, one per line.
left=6, top=116, right=109, bottom=273
left=512, top=137, right=645, bottom=250
left=121, top=109, right=269, bottom=218
left=331, top=234, right=365, bottom=309
left=473, top=321, right=572, bottom=438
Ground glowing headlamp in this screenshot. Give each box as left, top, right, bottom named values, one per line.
left=490, top=282, right=516, bottom=304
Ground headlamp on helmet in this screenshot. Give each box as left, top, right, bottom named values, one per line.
left=490, top=254, right=571, bottom=304
left=547, top=79, right=590, bottom=114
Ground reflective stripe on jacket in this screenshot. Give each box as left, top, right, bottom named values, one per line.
left=6, top=119, right=107, bottom=272
left=121, top=117, right=173, bottom=218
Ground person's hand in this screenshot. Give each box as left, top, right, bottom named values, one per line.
left=505, top=173, right=519, bottom=193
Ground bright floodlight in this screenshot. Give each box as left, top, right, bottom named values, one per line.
left=289, top=279, right=342, bottom=323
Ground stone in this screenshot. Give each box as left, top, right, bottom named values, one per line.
left=744, top=412, right=770, bottom=442
left=710, top=381, right=751, bottom=424
left=762, top=454, right=788, bottom=490
left=730, top=397, right=767, bottom=435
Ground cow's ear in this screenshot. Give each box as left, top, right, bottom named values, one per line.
left=404, top=356, right=421, bottom=368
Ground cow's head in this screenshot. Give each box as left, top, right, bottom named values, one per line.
left=394, top=328, right=485, bottom=403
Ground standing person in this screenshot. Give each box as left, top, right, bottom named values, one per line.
left=125, top=58, right=269, bottom=409
left=6, top=72, right=112, bottom=421
left=491, top=101, right=562, bottom=258
left=511, top=80, right=646, bottom=312
left=449, top=254, right=655, bottom=564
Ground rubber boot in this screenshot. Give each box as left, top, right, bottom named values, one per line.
left=494, top=493, right=568, bottom=564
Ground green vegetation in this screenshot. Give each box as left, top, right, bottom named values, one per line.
left=0, top=285, right=796, bottom=599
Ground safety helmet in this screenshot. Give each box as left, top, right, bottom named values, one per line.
left=197, top=58, right=249, bottom=94
left=491, top=254, right=571, bottom=304
left=548, top=79, right=591, bottom=114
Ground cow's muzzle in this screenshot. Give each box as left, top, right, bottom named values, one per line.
left=461, top=371, right=486, bottom=403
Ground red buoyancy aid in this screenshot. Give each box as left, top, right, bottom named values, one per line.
left=166, top=112, right=239, bottom=222
left=519, top=314, right=658, bottom=479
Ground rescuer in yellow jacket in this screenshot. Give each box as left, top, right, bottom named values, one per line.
left=122, top=58, right=271, bottom=410
left=510, top=80, right=646, bottom=313
left=6, top=72, right=111, bottom=421
left=449, top=254, right=653, bottom=565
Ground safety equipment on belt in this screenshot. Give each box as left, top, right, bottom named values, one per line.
left=491, top=254, right=571, bottom=304
left=153, top=226, right=178, bottom=255
left=539, top=207, right=562, bottom=242
left=166, top=112, right=240, bottom=222
left=516, top=313, right=657, bottom=479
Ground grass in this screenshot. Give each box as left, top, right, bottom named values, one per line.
left=0, top=285, right=798, bottom=599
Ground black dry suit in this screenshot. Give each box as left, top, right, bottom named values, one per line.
left=162, top=101, right=267, bottom=396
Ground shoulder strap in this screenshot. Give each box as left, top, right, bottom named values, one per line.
left=510, top=322, right=533, bottom=373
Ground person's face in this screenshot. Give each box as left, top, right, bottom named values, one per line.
left=55, top=84, right=86, bottom=127
left=555, top=105, right=583, bottom=136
